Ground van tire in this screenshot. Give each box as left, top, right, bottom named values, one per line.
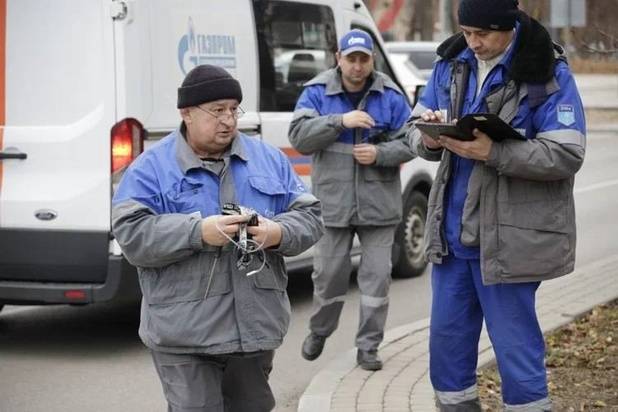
left=392, top=191, right=428, bottom=278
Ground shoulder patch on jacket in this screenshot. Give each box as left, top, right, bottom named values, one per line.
left=557, top=104, right=575, bottom=126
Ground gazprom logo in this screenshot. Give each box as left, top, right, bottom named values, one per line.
left=348, top=37, right=366, bottom=46
left=177, top=17, right=237, bottom=74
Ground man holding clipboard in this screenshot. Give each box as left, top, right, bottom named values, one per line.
left=406, top=1, right=586, bottom=410
left=414, top=112, right=527, bottom=142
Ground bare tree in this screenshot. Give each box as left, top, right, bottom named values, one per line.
left=572, top=26, right=618, bottom=56
left=406, top=0, right=434, bottom=40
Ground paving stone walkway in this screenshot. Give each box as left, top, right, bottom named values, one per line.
left=298, top=254, right=618, bottom=411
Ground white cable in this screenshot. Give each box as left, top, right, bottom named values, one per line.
left=215, top=216, right=269, bottom=276
left=244, top=239, right=267, bottom=277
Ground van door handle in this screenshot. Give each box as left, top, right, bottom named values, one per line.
left=0, top=150, right=28, bottom=160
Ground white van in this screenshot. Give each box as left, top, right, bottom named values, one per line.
left=0, top=0, right=435, bottom=311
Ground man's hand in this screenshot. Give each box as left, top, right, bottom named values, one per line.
left=342, top=110, right=375, bottom=129
left=418, top=109, right=446, bottom=150
left=353, top=143, right=378, bottom=165
left=246, top=216, right=282, bottom=249
left=201, top=214, right=250, bottom=246
left=439, top=128, right=493, bottom=161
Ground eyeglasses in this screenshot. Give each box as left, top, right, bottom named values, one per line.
left=195, top=105, right=245, bottom=121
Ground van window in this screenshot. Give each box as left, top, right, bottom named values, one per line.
left=407, top=51, right=437, bottom=71
left=253, top=0, right=337, bottom=112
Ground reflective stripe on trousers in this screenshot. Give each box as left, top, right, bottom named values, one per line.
left=434, top=385, right=552, bottom=411
left=435, top=383, right=482, bottom=411
left=309, top=225, right=395, bottom=350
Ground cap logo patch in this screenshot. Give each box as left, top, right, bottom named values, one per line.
left=557, top=104, right=575, bottom=126
left=339, top=30, right=373, bottom=54
left=348, top=37, right=366, bottom=46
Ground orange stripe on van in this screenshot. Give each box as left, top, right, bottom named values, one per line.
left=0, top=0, right=6, bottom=195
left=280, top=147, right=301, bottom=157
left=280, top=147, right=312, bottom=176
left=292, top=164, right=312, bottom=176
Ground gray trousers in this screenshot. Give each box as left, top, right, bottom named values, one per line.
left=151, top=350, right=275, bottom=412
left=309, top=225, right=395, bottom=351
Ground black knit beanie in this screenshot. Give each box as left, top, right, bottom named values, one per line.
left=458, top=0, right=519, bottom=31
left=177, top=65, right=242, bottom=108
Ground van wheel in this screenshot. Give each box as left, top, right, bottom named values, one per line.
left=392, top=191, right=428, bottom=278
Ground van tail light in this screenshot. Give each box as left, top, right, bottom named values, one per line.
left=64, top=290, right=87, bottom=301
left=111, top=118, right=144, bottom=174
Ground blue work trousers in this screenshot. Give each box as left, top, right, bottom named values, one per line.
left=430, top=255, right=549, bottom=407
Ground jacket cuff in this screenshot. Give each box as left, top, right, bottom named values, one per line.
left=374, top=146, right=386, bottom=165
left=421, top=143, right=443, bottom=160
left=330, top=114, right=345, bottom=132
left=189, top=217, right=205, bottom=251
left=269, top=223, right=290, bottom=254
left=485, top=140, right=501, bottom=169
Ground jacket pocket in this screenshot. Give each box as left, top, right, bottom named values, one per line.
left=363, top=165, right=398, bottom=182
left=246, top=175, right=286, bottom=217
left=312, top=151, right=354, bottom=184
left=249, top=254, right=291, bottom=340
left=165, top=178, right=205, bottom=214
left=359, top=166, right=401, bottom=222
left=312, top=171, right=352, bottom=222
left=139, top=253, right=231, bottom=305
left=497, top=196, right=573, bottom=277
left=497, top=177, right=571, bottom=231
left=496, top=225, right=571, bottom=277
left=251, top=254, right=288, bottom=292
left=248, top=176, right=286, bottom=195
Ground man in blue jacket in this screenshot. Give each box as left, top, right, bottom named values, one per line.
left=289, top=29, right=413, bottom=370
left=112, top=65, right=323, bottom=412
left=407, top=1, right=585, bottom=410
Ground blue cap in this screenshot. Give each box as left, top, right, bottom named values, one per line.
left=339, top=29, right=374, bottom=56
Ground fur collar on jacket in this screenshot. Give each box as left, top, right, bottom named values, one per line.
left=437, top=11, right=563, bottom=84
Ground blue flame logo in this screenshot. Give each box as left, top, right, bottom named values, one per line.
left=177, top=17, right=237, bottom=74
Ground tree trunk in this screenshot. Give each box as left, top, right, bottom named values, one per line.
left=419, top=0, right=434, bottom=40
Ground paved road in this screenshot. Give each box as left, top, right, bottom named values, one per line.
left=0, top=268, right=431, bottom=412
left=0, top=131, right=616, bottom=412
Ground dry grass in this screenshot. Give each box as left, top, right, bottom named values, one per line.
left=478, top=300, right=618, bottom=411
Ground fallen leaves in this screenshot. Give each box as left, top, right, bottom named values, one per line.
left=478, top=299, right=618, bottom=410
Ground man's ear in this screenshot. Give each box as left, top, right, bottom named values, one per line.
left=180, top=108, right=192, bottom=124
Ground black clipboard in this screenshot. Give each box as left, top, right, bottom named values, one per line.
left=415, top=113, right=526, bottom=142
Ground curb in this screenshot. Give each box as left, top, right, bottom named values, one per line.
left=297, top=254, right=618, bottom=412
left=297, top=318, right=430, bottom=412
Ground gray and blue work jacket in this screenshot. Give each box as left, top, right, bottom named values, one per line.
left=289, top=68, right=413, bottom=227
left=409, top=15, right=586, bottom=284
left=112, top=130, right=323, bottom=354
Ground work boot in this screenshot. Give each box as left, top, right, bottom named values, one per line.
left=301, top=333, right=327, bottom=361
left=357, top=349, right=382, bottom=371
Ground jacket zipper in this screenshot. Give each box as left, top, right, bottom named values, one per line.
left=354, top=93, right=370, bottom=222
left=204, top=253, right=220, bottom=299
